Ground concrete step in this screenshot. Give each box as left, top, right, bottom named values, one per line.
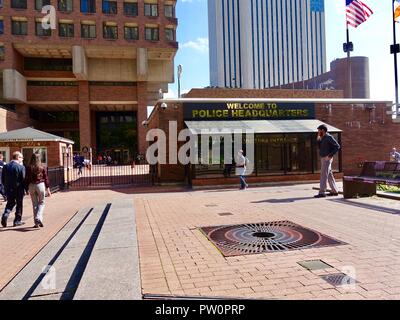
left=0, top=199, right=141, bottom=300
left=73, top=199, right=141, bottom=300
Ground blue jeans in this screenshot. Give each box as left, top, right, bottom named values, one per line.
left=240, top=175, right=247, bottom=189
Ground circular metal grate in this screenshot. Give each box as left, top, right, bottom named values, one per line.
left=200, top=221, right=346, bottom=257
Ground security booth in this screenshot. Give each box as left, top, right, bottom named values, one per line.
left=0, top=127, right=74, bottom=191
left=183, top=101, right=342, bottom=183
left=146, top=98, right=344, bottom=187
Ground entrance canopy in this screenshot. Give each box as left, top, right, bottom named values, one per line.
left=184, top=120, right=342, bottom=135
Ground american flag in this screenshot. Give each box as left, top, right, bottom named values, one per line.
left=346, top=0, right=373, bottom=28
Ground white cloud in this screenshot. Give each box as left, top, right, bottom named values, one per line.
left=181, top=38, right=209, bottom=54
left=164, top=89, right=177, bottom=98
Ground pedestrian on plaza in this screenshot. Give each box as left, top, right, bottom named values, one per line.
left=1, top=151, right=26, bottom=228
left=390, top=147, right=400, bottom=163
left=314, top=124, right=341, bottom=198
left=236, top=150, right=249, bottom=190
left=0, top=154, right=7, bottom=202
left=77, top=155, right=85, bottom=175
left=25, top=153, right=51, bottom=228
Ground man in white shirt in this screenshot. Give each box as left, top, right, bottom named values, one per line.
left=236, top=150, right=249, bottom=190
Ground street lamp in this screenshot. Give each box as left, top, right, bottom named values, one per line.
left=177, top=64, right=183, bottom=98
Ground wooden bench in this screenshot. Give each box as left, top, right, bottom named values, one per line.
left=343, top=161, right=400, bottom=198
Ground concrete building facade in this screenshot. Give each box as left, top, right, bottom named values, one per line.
left=0, top=0, right=178, bottom=163
left=208, top=0, right=326, bottom=89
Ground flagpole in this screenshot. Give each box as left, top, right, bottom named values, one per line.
left=346, top=26, right=353, bottom=98
left=392, top=0, right=400, bottom=115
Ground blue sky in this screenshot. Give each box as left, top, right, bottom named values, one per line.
left=167, top=0, right=395, bottom=102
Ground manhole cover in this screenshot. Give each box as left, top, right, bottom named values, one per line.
left=321, top=273, right=358, bottom=286
left=298, top=260, right=334, bottom=271
left=218, top=212, right=233, bottom=216
left=200, top=221, right=346, bottom=257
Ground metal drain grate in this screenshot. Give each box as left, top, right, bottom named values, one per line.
left=200, top=221, right=346, bottom=257
left=298, top=260, right=334, bottom=271
left=321, top=273, right=358, bottom=286
left=205, top=204, right=218, bottom=207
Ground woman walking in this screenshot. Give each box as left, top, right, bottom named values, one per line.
left=25, top=153, right=51, bottom=228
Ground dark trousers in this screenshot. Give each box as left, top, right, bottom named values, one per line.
left=0, top=184, right=6, bottom=200
left=240, top=175, right=248, bottom=189
left=2, top=189, right=24, bottom=223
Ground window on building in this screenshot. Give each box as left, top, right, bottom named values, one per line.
left=124, top=25, right=138, bottom=40
left=124, top=1, right=138, bottom=16
left=0, top=19, right=4, bottom=35
left=81, top=0, right=96, bottom=13
left=103, top=0, right=117, bottom=14
left=59, top=22, right=74, bottom=37
left=144, top=3, right=158, bottom=17
left=0, top=0, right=3, bottom=9
left=58, top=0, right=73, bottom=12
left=81, top=22, right=96, bottom=38
left=164, top=4, right=175, bottom=18
left=103, top=23, right=117, bottom=39
left=11, top=19, right=28, bottom=35
left=24, top=58, right=73, bottom=71
left=165, top=28, right=175, bottom=41
left=36, top=21, right=52, bottom=36
left=35, top=0, right=51, bottom=10
left=145, top=26, right=159, bottom=41
left=11, top=0, right=27, bottom=9
left=0, top=44, right=5, bottom=60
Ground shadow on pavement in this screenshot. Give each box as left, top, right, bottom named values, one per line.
left=328, top=198, right=400, bottom=215
left=251, top=196, right=315, bottom=203
left=0, top=227, right=40, bottom=233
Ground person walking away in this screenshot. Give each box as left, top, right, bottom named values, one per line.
left=25, top=153, right=51, bottom=228
left=0, top=154, right=7, bottom=201
left=236, top=150, right=249, bottom=190
left=1, top=152, right=26, bottom=227
left=314, top=125, right=341, bottom=198
left=390, top=148, right=400, bottom=163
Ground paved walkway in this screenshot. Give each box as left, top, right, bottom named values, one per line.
left=2, top=182, right=400, bottom=300
left=135, top=184, right=400, bottom=300
left=0, top=186, right=183, bottom=292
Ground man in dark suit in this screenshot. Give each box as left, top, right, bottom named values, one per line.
left=1, top=151, right=26, bottom=228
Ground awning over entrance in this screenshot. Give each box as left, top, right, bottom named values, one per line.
left=185, top=120, right=342, bottom=135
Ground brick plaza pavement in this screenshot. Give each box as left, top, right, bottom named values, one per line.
left=0, top=186, right=183, bottom=292
left=135, top=183, right=400, bottom=300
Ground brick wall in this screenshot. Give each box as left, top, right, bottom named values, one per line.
left=27, top=85, right=79, bottom=101
left=89, top=85, right=137, bottom=102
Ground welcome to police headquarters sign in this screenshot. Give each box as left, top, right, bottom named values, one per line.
left=183, top=102, right=315, bottom=121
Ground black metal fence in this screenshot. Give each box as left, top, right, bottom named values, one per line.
left=62, top=152, right=156, bottom=188
left=48, top=166, right=65, bottom=192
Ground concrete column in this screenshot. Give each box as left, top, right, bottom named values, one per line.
left=78, top=81, right=91, bottom=151
left=137, top=48, right=148, bottom=81
left=137, top=82, right=148, bottom=155
left=72, top=46, right=88, bottom=80
left=3, top=69, right=27, bottom=103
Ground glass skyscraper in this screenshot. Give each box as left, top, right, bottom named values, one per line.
left=208, top=0, right=326, bottom=89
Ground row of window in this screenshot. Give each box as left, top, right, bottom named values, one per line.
left=2, top=19, right=175, bottom=41
left=7, top=0, right=176, bottom=18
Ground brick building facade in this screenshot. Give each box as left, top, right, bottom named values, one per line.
left=0, top=0, right=178, bottom=164
left=146, top=88, right=394, bottom=186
